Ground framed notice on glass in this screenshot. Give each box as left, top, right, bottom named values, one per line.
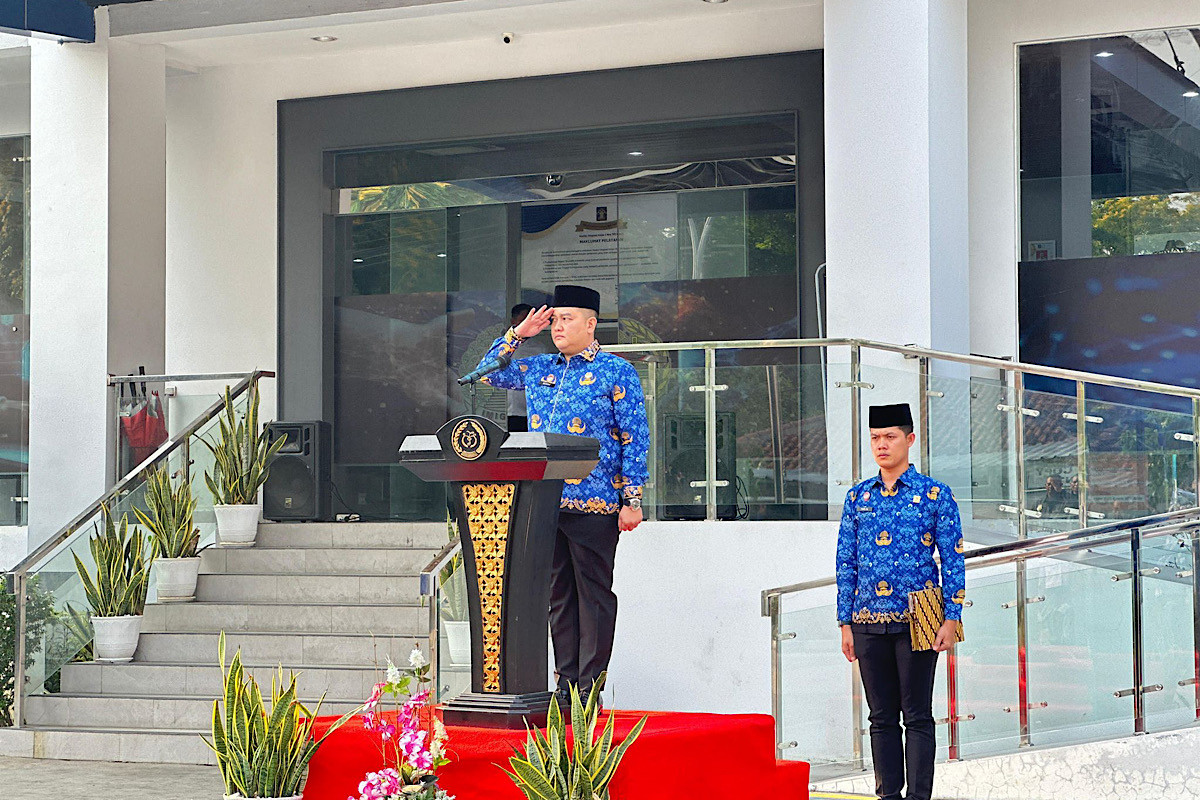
left=1028, top=240, right=1057, bottom=261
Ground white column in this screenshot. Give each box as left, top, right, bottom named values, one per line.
left=824, top=0, right=969, bottom=355
left=27, top=13, right=165, bottom=549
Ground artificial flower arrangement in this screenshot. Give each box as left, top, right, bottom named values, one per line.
left=349, top=647, right=454, bottom=800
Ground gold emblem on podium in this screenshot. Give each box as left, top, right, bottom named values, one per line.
left=451, top=418, right=488, bottom=461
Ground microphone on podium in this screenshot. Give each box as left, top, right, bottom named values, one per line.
left=457, top=352, right=513, bottom=385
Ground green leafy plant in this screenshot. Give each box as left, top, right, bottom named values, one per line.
left=73, top=506, right=153, bottom=618
left=205, top=632, right=357, bottom=798
left=134, top=466, right=200, bottom=559
left=202, top=384, right=286, bottom=506
left=505, top=674, right=646, bottom=800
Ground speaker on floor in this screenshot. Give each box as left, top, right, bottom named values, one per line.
left=660, top=411, right=736, bottom=520
left=263, top=421, right=333, bottom=522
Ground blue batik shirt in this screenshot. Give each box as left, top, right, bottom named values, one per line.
left=835, top=465, right=966, bottom=625
left=477, top=328, right=650, bottom=515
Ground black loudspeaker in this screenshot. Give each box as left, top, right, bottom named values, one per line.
left=263, top=421, right=333, bottom=522
left=660, top=412, right=736, bottom=520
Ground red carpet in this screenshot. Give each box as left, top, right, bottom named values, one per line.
left=305, top=710, right=809, bottom=800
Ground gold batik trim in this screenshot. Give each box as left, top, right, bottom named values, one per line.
left=561, top=496, right=620, bottom=515
left=462, top=482, right=516, bottom=692
left=852, top=609, right=910, bottom=624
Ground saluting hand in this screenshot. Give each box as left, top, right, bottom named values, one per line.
left=514, top=305, right=554, bottom=339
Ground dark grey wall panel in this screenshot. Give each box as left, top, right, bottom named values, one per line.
left=278, top=51, right=824, bottom=421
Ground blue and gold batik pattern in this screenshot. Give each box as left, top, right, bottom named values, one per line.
left=835, top=465, right=966, bottom=625
left=478, top=328, right=650, bottom=515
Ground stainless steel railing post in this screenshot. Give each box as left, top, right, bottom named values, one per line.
left=1012, top=370, right=1033, bottom=747
left=704, top=346, right=718, bottom=521
left=1191, top=530, right=1200, bottom=720
left=1131, top=526, right=1147, bottom=735
left=918, top=356, right=932, bottom=475
left=768, top=593, right=783, bottom=758
left=850, top=344, right=862, bottom=484
left=1076, top=381, right=1089, bottom=529
left=11, top=571, right=25, bottom=728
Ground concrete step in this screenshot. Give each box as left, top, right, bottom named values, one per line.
left=253, top=522, right=448, bottom=550
left=200, top=545, right=437, bottom=576
left=194, top=573, right=420, bottom=604
left=22, top=694, right=363, bottom=732
left=143, top=601, right=425, bottom=635
left=59, top=661, right=383, bottom=700
left=134, top=630, right=423, bottom=666
left=0, top=725, right=216, bottom=765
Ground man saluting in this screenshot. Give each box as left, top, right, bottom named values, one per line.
left=474, top=284, right=649, bottom=706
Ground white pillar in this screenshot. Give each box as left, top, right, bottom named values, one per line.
left=27, top=12, right=165, bottom=549
left=824, top=0, right=969, bottom=356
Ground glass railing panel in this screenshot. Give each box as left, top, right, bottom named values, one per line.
left=434, top=550, right=471, bottom=704
left=855, top=362, right=922, bottom=481
left=952, top=562, right=1022, bottom=758
left=15, top=382, right=257, bottom=711
left=776, top=588, right=862, bottom=778
left=636, top=352, right=707, bottom=522
left=1024, top=549, right=1135, bottom=746
left=1140, top=530, right=1199, bottom=732
left=1021, top=385, right=1082, bottom=537
left=1084, top=394, right=1195, bottom=524
left=929, top=372, right=1019, bottom=546
left=714, top=352, right=831, bottom=520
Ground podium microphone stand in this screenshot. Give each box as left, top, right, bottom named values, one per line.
left=398, top=415, right=598, bottom=728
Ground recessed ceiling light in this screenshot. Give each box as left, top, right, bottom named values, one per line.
left=436, top=253, right=447, bottom=258
left=629, top=151, right=644, bottom=156
left=352, top=258, right=364, bottom=263
left=702, top=0, right=729, bottom=3
left=1095, top=51, right=1114, bottom=58
left=312, top=35, right=338, bottom=43
left=1185, top=90, right=1199, bottom=98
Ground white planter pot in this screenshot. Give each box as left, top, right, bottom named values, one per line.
left=214, top=503, right=262, bottom=547
left=92, top=615, right=143, bottom=662
left=444, top=620, right=471, bottom=665
left=155, top=557, right=201, bottom=602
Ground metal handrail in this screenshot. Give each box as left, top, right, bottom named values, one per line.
left=8, top=369, right=275, bottom=581
left=606, top=337, right=1200, bottom=400
left=5, top=369, right=273, bottom=730
left=108, top=371, right=268, bottom=385
left=760, top=507, right=1200, bottom=608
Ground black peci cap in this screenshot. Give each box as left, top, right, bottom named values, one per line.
left=552, top=284, right=601, bottom=313
left=868, top=403, right=914, bottom=429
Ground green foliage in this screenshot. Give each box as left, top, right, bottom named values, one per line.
left=204, top=632, right=358, bottom=798
left=202, top=384, right=286, bottom=506
left=134, top=466, right=200, bottom=559
left=1092, top=193, right=1200, bottom=257
left=0, top=577, right=54, bottom=726
left=73, top=505, right=154, bottom=618
left=504, top=674, right=646, bottom=800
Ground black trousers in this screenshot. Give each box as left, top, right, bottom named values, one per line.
left=852, top=624, right=940, bottom=800
left=507, top=415, right=528, bottom=432
left=549, top=510, right=619, bottom=693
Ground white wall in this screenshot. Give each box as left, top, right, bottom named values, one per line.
left=966, top=0, right=1200, bottom=361
left=610, top=519, right=839, bottom=715
left=163, top=3, right=823, bottom=417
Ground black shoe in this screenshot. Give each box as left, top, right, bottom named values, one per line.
left=553, top=687, right=571, bottom=709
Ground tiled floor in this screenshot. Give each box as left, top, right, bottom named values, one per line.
left=0, top=755, right=224, bottom=798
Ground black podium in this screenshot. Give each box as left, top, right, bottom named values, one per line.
left=398, top=415, right=599, bottom=728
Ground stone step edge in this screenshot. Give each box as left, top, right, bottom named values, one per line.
left=28, top=692, right=367, bottom=705
left=146, top=601, right=426, bottom=608
left=68, top=660, right=391, bottom=671
left=196, top=572, right=424, bottom=579
left=138, top=630, right=427, bottom=639
left=208, top=544, right=446, bottom=551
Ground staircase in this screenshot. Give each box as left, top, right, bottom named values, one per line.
left=1, top=520, right=445, bottom=764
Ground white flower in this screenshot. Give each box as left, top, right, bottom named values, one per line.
left=408, top=647, right=428, bottom=669
left=385, top=657, right=401, bottom=686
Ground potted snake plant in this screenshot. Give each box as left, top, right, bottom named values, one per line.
left=202, top=384, right=285, bottom=547
left=73, top=505, right=154, bottom=662
left=205, top=632, right=357, bottom=799
left=135, top=465, right=202, bottom=602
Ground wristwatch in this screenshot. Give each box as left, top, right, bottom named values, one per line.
left=624, top=498, right=642, bottom=511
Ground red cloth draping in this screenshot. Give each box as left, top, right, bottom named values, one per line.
left=305, top=710, right=809, bottom=800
